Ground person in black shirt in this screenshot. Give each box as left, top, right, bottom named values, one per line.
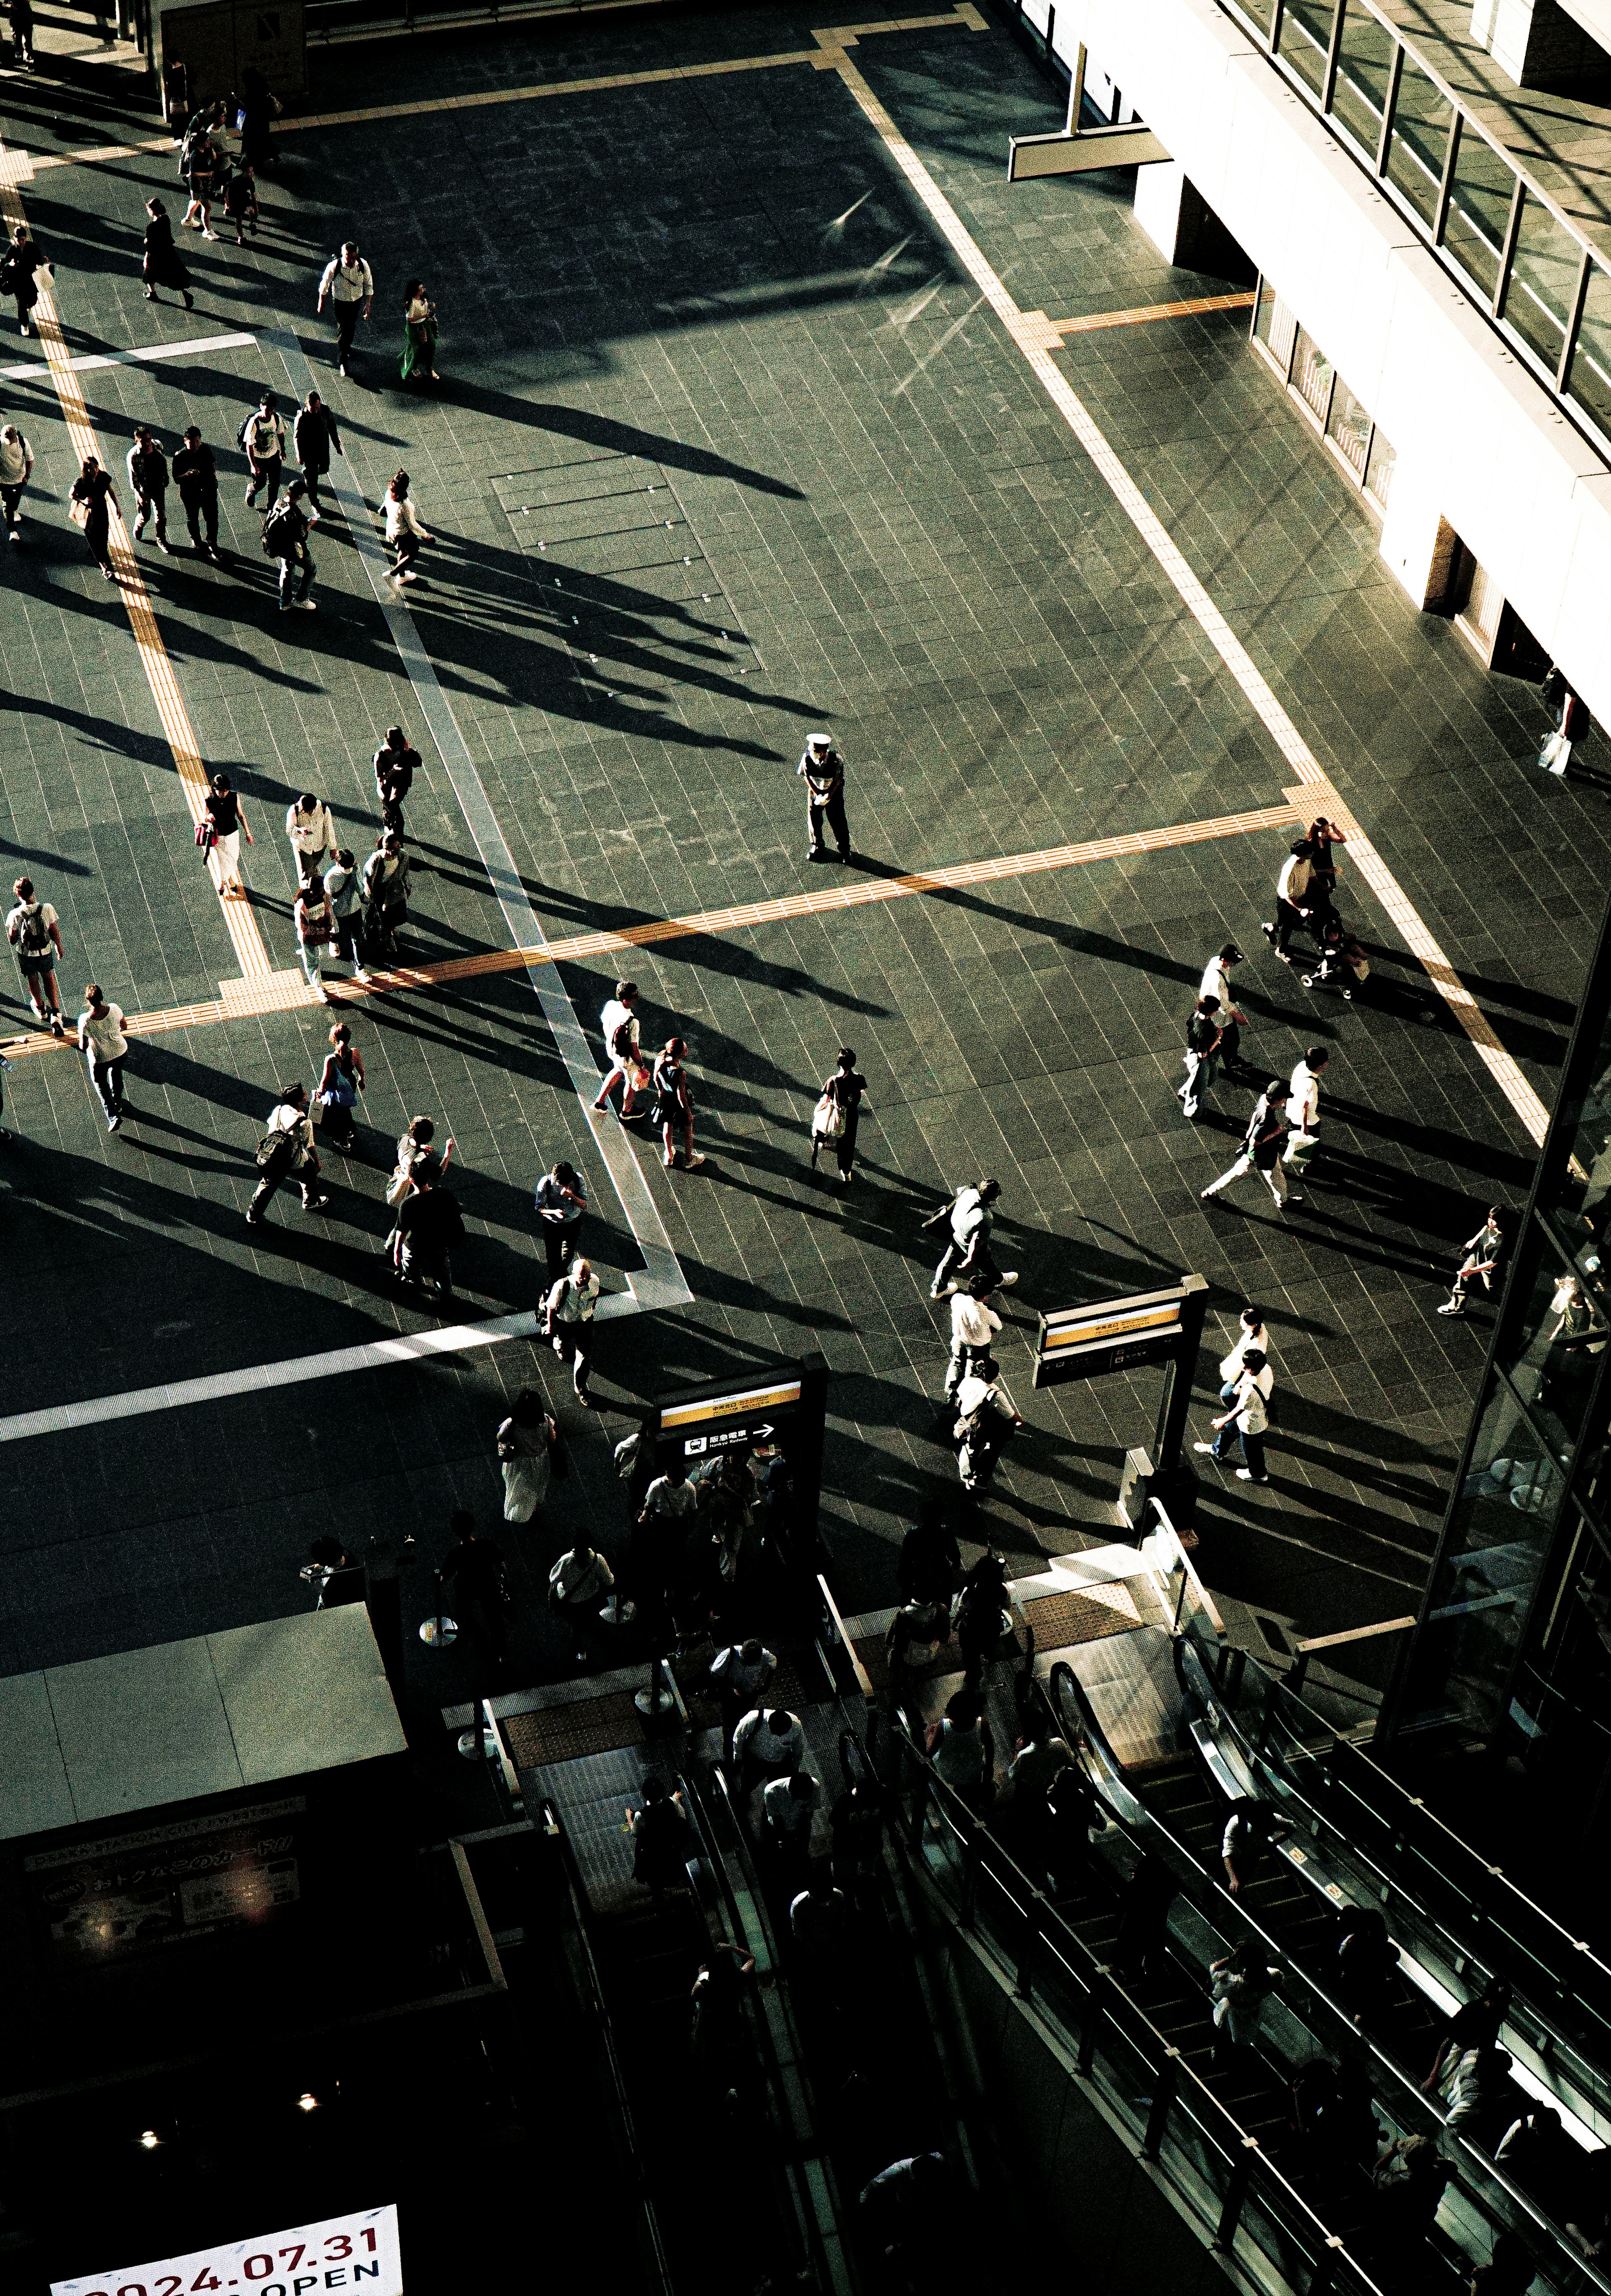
left=292, top=390, right=342, bottom=517
left=1178, top=992, right=1223, bottom=1121
left=439, top=1511, right=507, bottom=1667
left=627, top=1775, right=693, bottom=1901
left=897, top=1499, right=959, bottom=1607
left=173, top=425, right=219, bottom=556
left=809, top=1043, right=870, bottom=1184
left=1424, top=1975, right=1510, bottom=2096
left=373, top=726, right=420, bottom=834
left=392, top=1152, right=464, bottom=1300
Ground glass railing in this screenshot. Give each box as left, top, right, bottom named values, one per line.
left=1213, top=0, right=1611, bottom=466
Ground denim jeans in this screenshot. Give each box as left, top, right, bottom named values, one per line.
left=1213, top=1424, right=1267, bottom=1479
left=277, top=544, right=313, bottom=608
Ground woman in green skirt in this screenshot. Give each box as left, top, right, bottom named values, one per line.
left=399, top=279, right=438, bottom=386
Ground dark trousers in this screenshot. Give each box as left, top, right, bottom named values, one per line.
left=247, top=454, right=282, bottom=509
left=249, top=1153, right=318, bottom=1219
left=277, top=545, right=313, bottom=608
left=88, top=1054, right=125, bottom=1119
left=181, top=485, right=218, bottom=546
left=808, top=789, right=850, bottom=858
left=303, top=461, right=329, bottom=507
left=334, top=302, right=360, bottom=360
left=393, top=528, right=421, bottom=573
left=1213, top=1423, right=1267, bottom=1479
left=399, top=1240, right=452, bottom=1299
left=2, top=481, right=23, bottom=528
left=1272, top=898, right=1308, bottom=955
left=551, top=1322, right=593, bottom=1396
left=543, top=1226, right=577, bottom=1282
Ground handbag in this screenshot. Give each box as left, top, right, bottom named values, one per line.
left=812, top=1089, right=845, bottom=1140
left=1539, top=728, right=1571, bottom=773
left=194, top=817, right=216, bottom=851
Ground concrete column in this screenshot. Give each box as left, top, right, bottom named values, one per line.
left=1134, top=162, right=1207, bottom=266
left=1379, top=464, right=1460, bottom=612
left=1471, top=0, right=1607, bottom=88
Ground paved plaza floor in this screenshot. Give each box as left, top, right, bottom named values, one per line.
left=2, top=2, right=1607, bottom=1719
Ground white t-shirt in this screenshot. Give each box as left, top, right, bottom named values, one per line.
left=287, top=801, right=336, bottom=854
left=7, top=899, right=58, bottom=957
left=1287, top=1061, right=1322, bottom=1131
left=78, top=1002, right=127, bottom=1061
left=1200, top=957, right=1235, bottom=1008
left=320, top=255, right=373, bottom=302
left=951, top=1294, right=1001, bottom=1348
left=600, top=997, right=639, bottom=1057
left=643, top=1474, right=698, bottom=1520
left=1277, top=853, right=1312, bottom=905
left=1219, top=1325, right=1268, bottom=1382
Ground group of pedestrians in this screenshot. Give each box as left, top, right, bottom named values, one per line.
left=590, top=979, right=705, bottom=1170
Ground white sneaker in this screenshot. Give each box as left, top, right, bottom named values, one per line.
left=998, top=1270, right=1019, bottom=1286
left=685, top=1151, right=706, bottom=1168
left=1193, top=1442, right=1217, bottom=1455
left=352, top=966, right=371, bottom=983
left=1236, top=1469, right=1270, bottom=1484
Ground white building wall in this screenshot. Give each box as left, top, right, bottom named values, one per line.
left=1047, top=0, right=1611, bottom=715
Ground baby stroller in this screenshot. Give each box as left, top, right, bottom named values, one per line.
left=1301, top=915, right=1370, bottom=1001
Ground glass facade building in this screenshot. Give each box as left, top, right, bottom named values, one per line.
left=1388, top=889, right=1611, bottom=1841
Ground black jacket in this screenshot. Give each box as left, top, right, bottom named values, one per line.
left=172, top=442, right=217, bottom=500
left=293, top=403, right=341, bottom=472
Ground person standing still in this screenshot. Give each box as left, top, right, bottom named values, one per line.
left=0, top=422, right=33, bottom=543
left=1262, top=839, right=1316, bottom=964
left=653, top=1036, right=705, bottom=1170
left=362, top=831, right=412, bottom=961
left=286, top=791, right=337, bottom=888
left=809, top=1045, right=869, bottom=1184
left=77, top=983, right=128, bottom=1131
left=206, top=772, right=253, bottom=896
left=534, top=1159, right=587, bottom=1281
left=239, top=391, right=286, bottom=512
left=294, top=872, right=335, bottom=1004
left=317, top=241, right=372, bottom=377
left=373, top=727, right=419, bottom=835
left=593, top=979, right=647, bottom=1118
left=324, top=848, right=370, bottom=983
left=293, top=392, right=341, bottom=520
left=400, top=280, right=439, bottom=386
left=172, top=426, right=219, bottom=557
left=126, top=427, right=174, bottom=555
left=798, top=731, right=850, bottom=863
left=6, top=875, right=65, bottom=1035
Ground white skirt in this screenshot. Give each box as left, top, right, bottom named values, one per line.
left=215, top=829, right=241, bottom=873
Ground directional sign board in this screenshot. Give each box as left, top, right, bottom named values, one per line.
left=646, top=1359, right=828, bottom=1588
left=660, top=1377, right=803, bottom=1460
left=1034, top=1282, right=1196, bottom=1388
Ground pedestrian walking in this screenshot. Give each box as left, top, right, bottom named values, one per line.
left=180, top=124, right=220, bottom=238
left=441, top=1512, right=509, bottom=1672
left=293, top=392, right=341, bottom=518
left=1306, top=815, right=1347, bottom=898
left=1200, top=1079, right=1295, bottom=1208
left=141, top=197, right=193, bottom=308
left=1218, top=1304, right=1270, bottom=1396
left=652, top=1036, right=705, bottom=1169
left=220, top=154, right=257, bottom=246
left=247, top=1083, right=330, bottom=1225
left=125, top=427, right=174, bottom=555
left=77, top=982, right=128, bottom=1132
left=924, top=1177, right=1017, bottom=1298
left=203, top=772, right=253, bottom=896
left=384, top=468, right=432, bottom=585
left=944, top=1272, right=1001, bottom=1405
left=1440, top=1208, right=1506, bottom=1317
left=1194, top=1347, right=1272, bottom=1483
left=400, top=279, right=439, bottom=386
left=285, top=792, right=337, bottom=888
left=1285, top=1045, right=1329, bottom=1184
left=237, top=64, right=280, bottom=172
left=1262, top=839, right=1318, bottom=963
left=9, top=0, right=35, bottom=69
left=710, top=1637, right=778, bottom=1748
left=1210, top=1941, right=1280, bottom=2057
left=1200, top=942, right=1249, bottom=1073
left=534, top=1159, right=587, bottom=1281
left=1177, top=992, right=1223, bottom=1121
left=952, top=1361, right=1023, bottom=1494
left=361, top=831, right=412, bottom=960
left=545, top=1255, right=601, bottom=1402
left=263, top=479, right=315, bottom=612
left=592, top=979, right=648, bottom=1118
left=0, top=422, right=33, bottom=543
left=734, top=1705, right=807, bottom=1791
left=239, top=391, right=286, bottom=512
left=392, top=1150, right=464, bottom=1298
left=314, top=1020, right=364, bottom=1150
left=548, top=1540, right=614, bottom=1665
left=809, top=1045, right=869, bottom=1183
left=317, top=241, right=373, bottom=376
left=1, top=221, right=43, bottom=335
left=798, top=730, right=850, bottom=862
left=373, top=727, right=419, bottom=835
left=68, top=455, right=117, bottom=579
left=497, top=1388, right=558, bottom=1524
left=294, top=871, right=335, bottom=1003
left=323, top=848, right=370, bottom=982
left=6, top=876, right=65, bottom=1035
left=172, top=426, right=220, bottom=557
left=628, top=1777, right=694, bottom=1902
left=1539, top=666, right=1591, bottom=776
left=385, top=1114, right=441, bottom=1213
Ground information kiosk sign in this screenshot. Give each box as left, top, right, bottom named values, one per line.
left=1033, top=1285, right=1193, bottom=1386
left=645, top=1356, right=828, bottom=1595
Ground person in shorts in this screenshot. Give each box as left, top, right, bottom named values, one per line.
left=6, top=875, right=65, bottom=1035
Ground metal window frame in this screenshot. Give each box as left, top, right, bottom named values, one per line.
left=1493, top=171, right=1528, bottom=321
left=1374, top=39, right=1403, bottom=177
left=1431, top=106, right=1461, bottom=245
left=1319, top=0, right=1347, bottom=112
left=1559, top=245, right=1594, bottom=394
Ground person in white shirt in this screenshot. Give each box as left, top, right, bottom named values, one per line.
left=944, top=1273, right=1001, bottom=1405
left=1217, top=1306, right=1269, bottom=1401
left=77, top=984, right=128, bottom=1130
left=0, top=421, right=33, bottom=541
left=1262, top=838, right=1316, bottom=962
left=548, top=1541, right=614, bottom=1665
left=1199, top=942, right=1250, bottom=1074
left=593, top=978, right=646, bottom=1118
left=1196, top=1349, right=1272, bottom=1484
left=544, top=1257, right=600, bottom=1403
left=1287, top=1047, right=1328, bottom=1138
left=285, top=792, right=338, bottom=888
left=316, top=241, right=373, bottom=375
left=762, top=1770, right=819, bottom=1851
left=247, top=1082, right=330, bottom=1225
left=384, top=468, right=432, bottom=586
left=733, top=1705, right=806, bottom=1786
left=6, top=873, right=65, bottom=1033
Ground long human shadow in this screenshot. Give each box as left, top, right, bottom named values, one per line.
left=437, top=387, right=805, bottom=501
left=1365, top=943, right=1578, bottom=1029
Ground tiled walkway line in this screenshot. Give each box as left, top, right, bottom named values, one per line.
left=3, top=799, right=1306, bottom=1059
left=0, top=329, right=256, bottom=385
left=829, top=52, right=1554, bottom=1148
left=1049, top=292, right=1257, bottom=336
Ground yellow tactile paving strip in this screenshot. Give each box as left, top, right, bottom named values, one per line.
left=3, top=799, right=1304, bottom=1059
left=829, top=49, right=1552, bottom=1149
left=1049, top=292, right=1258, bottom=335
left=0, top=146, right=273, bottom=984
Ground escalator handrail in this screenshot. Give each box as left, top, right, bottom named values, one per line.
left=884, top=1710, right=1389, bottom=2294
left=537, top=1798, right=675, bottom=2296
left=1036, top=1672, right=1611, bottom=2296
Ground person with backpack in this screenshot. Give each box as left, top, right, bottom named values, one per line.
left=76, top=981, right=129, bottom=1132
left=293, top=871, right=335, bottom=1004
left=924, top=1177, right=1017, bottom=1299
left=652, top=1036, right=704, bottom=1170
left=317, top=241, right=374, bottom=377
left=315, top=1019, right=364, bottom=1151
left=172, top=425, right=219, bottom=557
left=392, top=1149, right=464, bottom=1298
left=1177, top=992, right=1223, bottom=1121
left=809, top=1044, right=869, bottom=1183
left=533, top=1158, right=586, bottom=1281
left=239, top=391, right=287, bottom=512
left=0, top=221, right=44, bottom=337
left=0, top=422, right=33, bottom=544
left=6, top=875, right=65, bottom=1035
left=247, top=1082, right=330, bottom=1226
left=362, top=830, right=412, bottom=961
left=592, top=978, right=647, bottom=1118
left=952, top=1360, right=1022, bottom=1496
left=944, top=1271, right=1002, bottom=1410
left=292, top=391, right=341, bottom=520
left=141, top=196, right=193, bottom=309
left=125, top=427, right=174, bottom=555
left=544, top=1256, right=601, bottom=1403
left=263, top=479, right=315, bottom=612
left=1199, top=1078, right=1296, bottom=1210
left=285, top=792, right=337, bottom=889
left=68, top=454, right=117, bottom=580
left=373, top=727, right=419, bottom=834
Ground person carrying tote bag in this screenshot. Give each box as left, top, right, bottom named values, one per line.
left=809, top=1046, right=869, bottom=1185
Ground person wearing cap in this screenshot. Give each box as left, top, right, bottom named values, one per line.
left=1200, top=942, right=1250, bottom=1075
left=126, top=427, right=173, bottom=554
left=798, top=731, right=850, bottom=864
left=239, top=390, right=287, bottom=513
left=172, top=425, right=220, bottom=557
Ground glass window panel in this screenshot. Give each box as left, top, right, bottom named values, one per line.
left=1496, top=1246, right=1608, bottom=1464
left=1384, top=55, right=1453, bottom=226
left=1326, top=376, right=1371, bottom=479
left=1291, top=326, right=1334, bottom=422
left=1364, top=424, right=1396, bottom=506
left=1276, top=0, right=1337, bottom=95
left=1253, top=281, right=1297, bottom=376
left=1567, top=258, right=1611, bottom=442
left=1442, top=124, right=1517, bottom=305
left=1233, top=0, right=1277, bottom=36
left=1505, top=190, right=1581, bottom=375
left=1330, top=2, right=1394, bottom=156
